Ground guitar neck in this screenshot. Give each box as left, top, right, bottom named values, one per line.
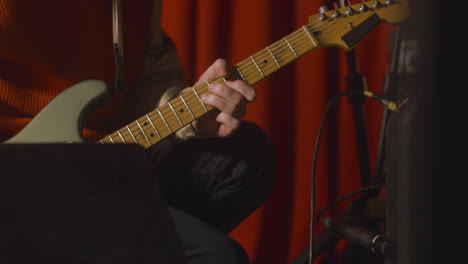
left=230, top=25, right=319, bottom=86
left=98, top=0, right=409, bottom=149
left=99, top=24, right=320, bottom=149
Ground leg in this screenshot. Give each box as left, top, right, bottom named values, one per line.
left=150, top=121, right=277, bottom=233
left=168, top=206, right=250, bottom=264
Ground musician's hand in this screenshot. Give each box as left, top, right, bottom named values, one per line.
left=191, top=58, right=256, bottom=137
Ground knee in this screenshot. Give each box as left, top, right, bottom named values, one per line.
left=233, top=121, right=277, bottom=194
left=199, top=235, right=250, bottom=264
left=234, top=121, right=277, bottom=167
left=235, top=121, right=274, bottom=156
left=170, top=207, right=250, bottom=264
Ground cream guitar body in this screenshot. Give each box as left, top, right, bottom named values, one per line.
left=5, top=80, right=109, bottom=144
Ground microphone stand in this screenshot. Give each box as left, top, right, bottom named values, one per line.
left=345, top=49, right=372, bottom=187
left=338, top=21, right=403, bottom=264
left=290, top=2, right=401, bottom=263
left=289, top=44, right=383, bottom=264
left=340, top=47, right=375, bottom=264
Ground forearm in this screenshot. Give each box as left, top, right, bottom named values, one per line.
left=124, top=33, right=186, bottom=120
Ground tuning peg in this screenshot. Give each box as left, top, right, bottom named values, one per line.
left=318, top=6, right=329, bottom=21
left=346, top=7, right=355, bottom=16
left=332, top=10, right=342, bottom=18
left=318, top=6, right=329, bottom=13
left=359, top=4, right=368, bottom=12
left=372, top=0, right=382, bottom=9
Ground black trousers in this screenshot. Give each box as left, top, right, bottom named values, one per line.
left=148, top=121, right=277, bottom=264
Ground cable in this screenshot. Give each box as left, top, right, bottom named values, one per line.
left=308, top=89, right=398, bottom=263
left=316, top=183, right=385, bottom=224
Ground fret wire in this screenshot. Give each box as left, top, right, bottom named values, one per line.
left=192, top=87, right=208, bottom=112
left=99, top=139, right=105, bottom=144
left=124, top=98, right=188, bottom=138
left=266, top=47, right=281, bottom=68
left=102, top=13, right=340, bottom=145
left=180, top=95, right=195, bottom=119
left=136, top=104, right=202, bottom=139
left=286, top=31, right=314, bottom=54
left=284, top=37, right=298, bottom=57
left=168, top=101, right=184, bottom=126
left=176, top=96, right=202, bottom=114
left=124, top=12, right=351, bottom=137
left=144, top=109, right=201, bottom=139
left=247, top=49, right=281, bottom=76
left=122, top=9, right=360, bottom=137
left=117, top=130, right=126, bottom=143
left=235, top=66, right=247, bottom=83
left=108, top=135, right=115, bottom=144
left=239, top=46, right=296, bottom=79
left=143, top=94, right=210, bottom=136
left=181, top=97, right=207, bottom=112
left=126, top=125, right=138, bottom=143
left=249, top=56, right=265, bottom=77
left=237, top=30, right=315, bottom=80
left=302, top=26, right=318, bottom=46
left=245, top=42, right=304, bottom=76
left=238, top=26, right=309, bottom=69
left=146, top=114, right=161, bottom=139
left=101, top=3, right=364, bottom=146
left=106, top=3, right=369, bottom=145
left=145, top=93, right=204, bottom=127
left=136, top=120, right=151, bottom=145
left=157, top=108, right=173, bottom=133
left=244, top=30, right=300, bottom=69
left=234, top=2, right=369, bottom=80
left=126, top=85, right=209, bottom=136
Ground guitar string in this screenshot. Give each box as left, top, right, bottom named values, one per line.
left=102, top=19, right=343, bottom=146
left=231, top=16, right=347, bottom=82
left=102, top=31, right=305, bottom=145
left=101, top=10, right=364, bottom=146
left=129, top=0, right=370, bottom=127
left=105, top=28, right=315, bottom=146
left=103, top=17, right=350, bottom=146
left=234, top=13, right=363, bottom=84
left=235, top=24, right=318, bottom=80
left=111, top=6, right=362, bottom=143
left=141, top=20, right=322, bottom=119
left=236, top=12, right=359, bottom=78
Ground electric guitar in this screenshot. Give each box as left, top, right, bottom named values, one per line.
left=5, top=0, right=409, bottom=147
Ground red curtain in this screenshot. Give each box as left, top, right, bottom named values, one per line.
left=162, top=1, right=396, bottom=263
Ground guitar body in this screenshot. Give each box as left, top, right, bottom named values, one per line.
left=5, top=80, right=110, bottom=144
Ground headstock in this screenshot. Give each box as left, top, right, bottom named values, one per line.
left=308, top=0, right=410, bottom=50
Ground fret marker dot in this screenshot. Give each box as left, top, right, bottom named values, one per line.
left=143, top=122, right=148, bottom=126
left=263, top=59, right=268, bottom=64
left=150, top=133, right=154, bottom=137
left=179, top=109, right=184, bottom=113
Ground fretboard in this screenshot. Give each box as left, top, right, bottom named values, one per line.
left=231, top=25, right=319, bottom=86
left=95, top=0, right=410, bottom=148
left=99, top=23, right=319, bottom=149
